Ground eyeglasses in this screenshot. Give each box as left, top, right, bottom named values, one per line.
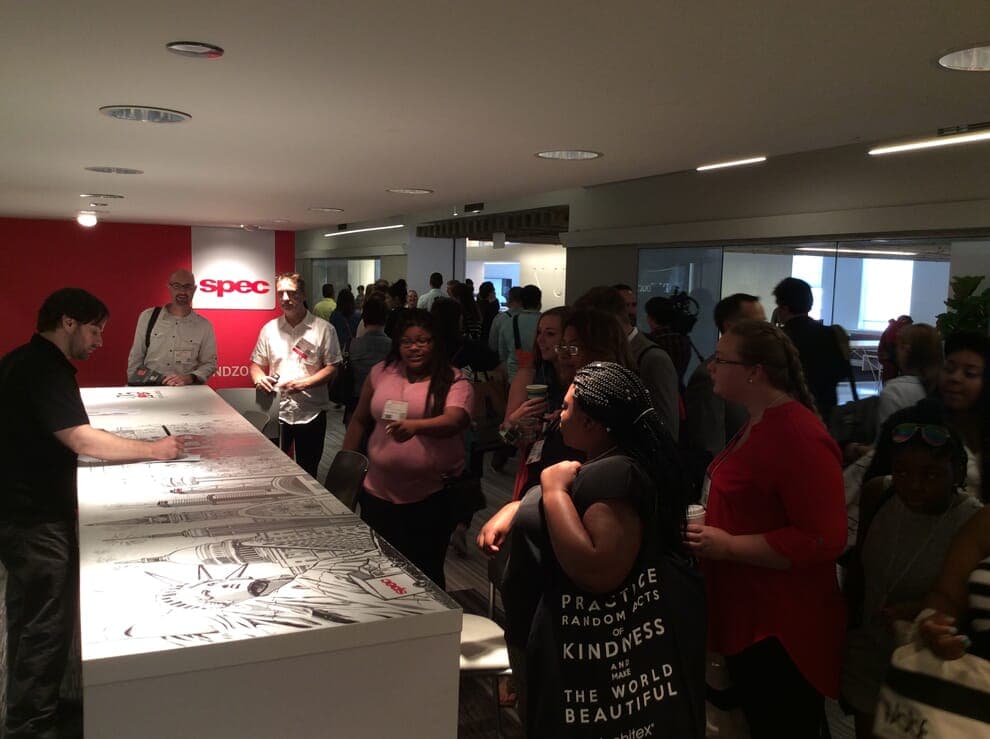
left=711, top=356, right=748, bottom=366
left=554, top=344, right=580, bottom=356
left=169, top=282, right=196, bottom=291
left=891, top=423, right=950, bottom=447
left=400, top=338, right=432, bottom=348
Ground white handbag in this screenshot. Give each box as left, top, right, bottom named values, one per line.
left=874, top=643, right=990, bottom=739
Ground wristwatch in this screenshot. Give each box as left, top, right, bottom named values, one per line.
left=499, top=424, right=521, bottom=445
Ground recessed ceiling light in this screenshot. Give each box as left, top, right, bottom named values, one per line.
left=386, top=188, right=434, bottom=195
left=535, top=150, right=602, bottom=160
left=696, top=156, right=767, bottom=171
left=869, top=126, right=990, bottom=155
left=88, top=202, right=109, bottom=207
left=166, top=41, right=225, bottom=59
left=324, top=224, right=405, bottom=237
left=99, top=106, right=191, bottom=124
left=271, top=219, right=290, bottom=224
left=85, top=166, right=143, bottom=175
left=80, top=192, right=124, bottom=199
left=938, top=44, right=990, bottom=71
left=308, top=207, right=344, bottom=213
left=76, top=212, right=98, bottom=227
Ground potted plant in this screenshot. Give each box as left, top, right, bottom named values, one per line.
left=937, top=275, right=990, bottom=337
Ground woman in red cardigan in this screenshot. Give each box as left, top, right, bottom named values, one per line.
left=685, top=319, right=847, bottom=738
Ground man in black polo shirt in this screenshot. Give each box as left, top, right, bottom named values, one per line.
left=0, top=288, right=183, bottom=739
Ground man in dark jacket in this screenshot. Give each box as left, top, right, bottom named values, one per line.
left=772, top=277, right=849, bottom=420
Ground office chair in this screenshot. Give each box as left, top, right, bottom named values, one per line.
left=241, top=409, right=270, bottom=433
left=323, top=450, right=369, bottom=511
left=459, top=555, right=512, bottom=737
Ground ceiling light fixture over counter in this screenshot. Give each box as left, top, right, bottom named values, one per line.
left=796, top=247, right=917, bottom=256
left=868, top=124, right=990, bottom=155
left=938, top=44, right=990, bottom=71
left=166, top=41, right=225, bottom=59
left=324, top=224, right=404, bottom=237
left=308, top=207, right=344, bottom=213
left=696, top=156, right=767, bottom=171
left=535, top=150, right=602, bottom=160
left=80, top=193, right=124, bottom=199
left=386, top=188, right=434, bottom=195
left=76, top=212, right=98, bottom=227
left=84, top=166, right=143, bottom=175
left=99, top=106, right=191, bottom=124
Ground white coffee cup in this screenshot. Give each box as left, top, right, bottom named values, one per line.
left=686, top=504, right=706, bottom=526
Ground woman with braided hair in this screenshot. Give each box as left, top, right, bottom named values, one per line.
left=501, top=361, right=705, bottom=737
left=686, top=319, right=846, bottom=737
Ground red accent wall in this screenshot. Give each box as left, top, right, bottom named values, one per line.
left=0, top=217, right=294, bottom=389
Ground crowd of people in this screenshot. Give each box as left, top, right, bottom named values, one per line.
left=1, top=268, right=987, bottom=738
left=330, top=273, right=988, bottom=737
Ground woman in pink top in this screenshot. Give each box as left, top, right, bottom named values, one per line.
left=343, top=309, right=473, bottom=588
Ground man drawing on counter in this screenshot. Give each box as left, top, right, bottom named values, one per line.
left=126, top=268, right=218, bottom=386
left=250, top=272, right=342, bottom=478
left=0, top=288, right=183, bottom=739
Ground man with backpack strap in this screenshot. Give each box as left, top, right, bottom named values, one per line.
left=492, top=285, right=541, bottom=383
left=126, top=268, right=217, bottom=386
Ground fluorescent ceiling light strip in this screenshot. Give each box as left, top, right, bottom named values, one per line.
left=696, top=156, right=766, bottom=171
left=869, top=129, right=990, bottom=155
left=796, top=247, right=917, bottom=256
left=324, top=224, right=404, bottom=237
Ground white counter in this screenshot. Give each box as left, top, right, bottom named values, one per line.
left=78, top=386, right=461, bottom=738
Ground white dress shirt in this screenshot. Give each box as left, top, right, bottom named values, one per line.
left=251, top=312, right=342, bottom=424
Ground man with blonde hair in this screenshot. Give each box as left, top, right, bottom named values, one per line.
left=250, top=273, right=342, bottom=477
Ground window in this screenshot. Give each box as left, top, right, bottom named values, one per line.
left=858, top=259, right=913, bottom=330
left=791, top=255, right=825, bottom=321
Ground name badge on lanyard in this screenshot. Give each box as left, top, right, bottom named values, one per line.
left=526, top=439, right=545, bottom=465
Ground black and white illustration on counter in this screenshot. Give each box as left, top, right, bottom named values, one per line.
left=76, top=386, right=457, bottom=662
left=82, top=525, right=449, bottom=653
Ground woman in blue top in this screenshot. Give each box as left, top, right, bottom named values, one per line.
left=328, top=289, right=361, bottom=345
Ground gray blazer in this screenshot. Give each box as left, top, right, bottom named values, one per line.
left=628, top=331, right=680, bottom=442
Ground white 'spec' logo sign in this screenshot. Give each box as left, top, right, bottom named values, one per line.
left=199, top=279, right=271, bottom=297
left=191, top=228, right=276, bottom=310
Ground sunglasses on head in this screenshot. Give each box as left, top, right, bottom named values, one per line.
left=891, top=423, right=950, bottom=447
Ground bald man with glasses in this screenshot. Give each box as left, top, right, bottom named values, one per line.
left=126, top=269, right=218, bottom=386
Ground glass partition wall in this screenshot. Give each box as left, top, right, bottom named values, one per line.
left=304, top=258, right=380, bottom=307
left=638, top=238, right=959, bottom=401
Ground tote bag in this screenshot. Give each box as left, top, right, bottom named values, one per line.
left=874, top=643, right=990, bottom=739
left=527, top=507, right=707, bottom=738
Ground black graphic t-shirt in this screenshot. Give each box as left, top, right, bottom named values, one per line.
left=508, top=453, right=704, bottom=738
left=502, top=455, right=644, bottom=649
